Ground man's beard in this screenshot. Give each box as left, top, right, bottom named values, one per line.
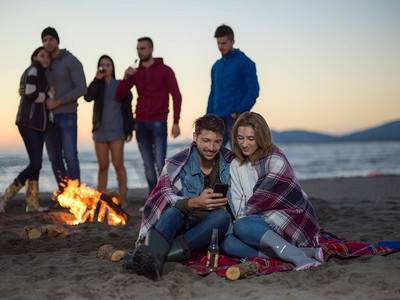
left=140, top=54, right=151, bottom=62
left=198, top=149, right=218, bottom=163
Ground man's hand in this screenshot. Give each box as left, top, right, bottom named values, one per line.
left=188, top=188, right=227, bottom=211
left=171, top=124, right=180, bottom=138
left=46, top=98, right=62, bottom=110
left=123, top=67, right=137, bottom=80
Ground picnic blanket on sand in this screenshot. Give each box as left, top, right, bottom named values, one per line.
left=183, top=230, right=400, bottom=277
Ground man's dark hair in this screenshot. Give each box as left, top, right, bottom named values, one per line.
left=214, top=24, right=234, bottom=41
left=194, top=114, right=225, bottom=136
left=137, top=37, right=153, bottom=48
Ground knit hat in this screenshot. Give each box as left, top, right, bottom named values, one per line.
left=41, top=27, right=59, bottom=43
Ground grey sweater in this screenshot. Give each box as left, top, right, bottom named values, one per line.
left=46, top=49, right=87, bottom=114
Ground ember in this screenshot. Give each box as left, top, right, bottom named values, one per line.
left=55, top=179, right=128, bottom=226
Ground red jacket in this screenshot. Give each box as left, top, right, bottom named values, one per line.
left=115, top=58, right=182, bottom=124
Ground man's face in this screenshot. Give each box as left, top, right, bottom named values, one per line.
left=42, top=35, right=59, bottom=54
left=137, top=41, right=153, bottom=62
left=216, top=36, right=234, bottom=56
left=194, top=129, right=223, bottom=163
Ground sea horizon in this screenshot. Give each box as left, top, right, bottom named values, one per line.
left=1, top=140, right=400, bottom=194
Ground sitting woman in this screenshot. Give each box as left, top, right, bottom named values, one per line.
left=222, top=112, right=323, bottom=270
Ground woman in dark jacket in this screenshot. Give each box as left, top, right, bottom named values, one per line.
left=1, top=47, right=53, bottom=213
left=84, top=55, right=134, bottom=208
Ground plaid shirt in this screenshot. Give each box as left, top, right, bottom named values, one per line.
left=136, top=142, right=235, bottom=246
left=246, top=146, right=320, bottom=246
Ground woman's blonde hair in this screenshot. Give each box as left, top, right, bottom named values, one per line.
left=232, top=112, right=275, bottom=165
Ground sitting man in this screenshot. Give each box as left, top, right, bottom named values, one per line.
left=126, top=114, right=235, bottom=281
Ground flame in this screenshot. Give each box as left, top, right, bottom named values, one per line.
left=55, top=179, right=126, bottom=226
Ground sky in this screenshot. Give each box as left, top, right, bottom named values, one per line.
left=0, top=0, right=399, bottom=149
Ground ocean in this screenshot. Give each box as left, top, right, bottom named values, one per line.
left=1, top=140, right=400, bottom=193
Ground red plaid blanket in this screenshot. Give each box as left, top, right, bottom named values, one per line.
left=183, top=230, right=399, bottom=277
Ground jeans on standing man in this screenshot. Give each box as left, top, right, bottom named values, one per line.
left=45, top=113, right=80, bottom=189
left=135, top=120, right=167, bottom=193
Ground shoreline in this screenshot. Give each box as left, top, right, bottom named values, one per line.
left=1, top=176, right=399, bottom=299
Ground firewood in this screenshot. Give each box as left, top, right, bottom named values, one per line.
left=19, top=224, right=70, bottom=239
left=226, top=261, right=260, bottom=281
left=97, top=244, right=125, bottom=262
left=47, top=224, right=71, bottom=239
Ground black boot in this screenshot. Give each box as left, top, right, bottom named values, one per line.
left=166, top=235, right=191, bottom=262
left=130, top=229, right=170, bottom=281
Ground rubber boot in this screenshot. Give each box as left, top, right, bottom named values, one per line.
left=259, top=247, right=324, bottom=263
left=25, top=179, right=39, bottom=212
left=129, top=228, right=170, bottom=281
left=300, top=247, right=324, bottom=262
left=0, top=179, right=23, bottom=213
left=166, top=235, right=191, bottom=262
left=260, top=230, right=321, bottom=271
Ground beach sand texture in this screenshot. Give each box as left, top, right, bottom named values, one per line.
left=1, top=176, right=399, bottom=300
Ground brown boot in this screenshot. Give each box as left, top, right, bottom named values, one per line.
left=25, top=180, right=44, bottom=213
left=0, top=179, right=23, bottom=213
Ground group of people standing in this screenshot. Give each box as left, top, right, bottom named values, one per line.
left=0, top=24, right=321, bottom=282
left=0, top=24, right=259, bottom=213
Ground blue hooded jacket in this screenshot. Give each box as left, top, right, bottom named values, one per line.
left=207, top=49, right=259, bottom=117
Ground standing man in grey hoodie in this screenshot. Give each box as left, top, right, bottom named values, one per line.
left=41, top=27, right=87, bottom=192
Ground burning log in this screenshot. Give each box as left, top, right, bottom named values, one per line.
left=97, top=244, right=125, bottom=262
left=226, top=261, right=260, bottom=281
left=20, top=224, right=71, bottom=239
left=100, top=193, right=129, bottom=221
left=55, top=180, right=130, bottom=226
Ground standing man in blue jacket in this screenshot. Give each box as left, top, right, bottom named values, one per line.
left=207, top=24, right=260, bottom=147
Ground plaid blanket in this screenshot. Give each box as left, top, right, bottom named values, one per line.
left=183, top=230, right=400, bottom=277
left=136, top=142, right=235, bottom=246
left=246, top=146, right=320, bottom=247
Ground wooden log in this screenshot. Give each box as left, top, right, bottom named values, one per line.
left=47, top=224, right=71, bottom=239
left=19, top=224, right=70, bottom=239
left=226, top=261, right=260, bottom=281
left=97, top=244, right=125, bottom=262
left=100, top=193, right=130, bottom=221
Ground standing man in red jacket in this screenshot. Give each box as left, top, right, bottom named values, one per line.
left=116, top=37, right=182, bottom=195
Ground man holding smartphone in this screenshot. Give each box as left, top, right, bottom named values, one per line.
left=126, top=114, right=235, bottom=281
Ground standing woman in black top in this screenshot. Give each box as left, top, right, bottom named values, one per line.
left=0, top=47, right=53, bottom=213
left=84, top=55, right=134, bottom=208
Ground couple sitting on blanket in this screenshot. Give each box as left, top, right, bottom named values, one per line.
left=127, top=113, right=323, bottom=281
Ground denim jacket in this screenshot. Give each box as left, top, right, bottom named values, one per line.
left=177, top=148, right=233, bottom=219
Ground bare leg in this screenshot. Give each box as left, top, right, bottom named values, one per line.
left=94, top=141, right=110, bottom=194
left=109, top=139, right=127, bottom=208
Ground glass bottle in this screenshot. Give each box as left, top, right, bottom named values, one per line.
left=236, top=194, right=247, bottom=220
left=206, top=228, right=219, bottom=272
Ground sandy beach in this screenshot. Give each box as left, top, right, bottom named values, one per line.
left=1, top=176, right=399, bottom=300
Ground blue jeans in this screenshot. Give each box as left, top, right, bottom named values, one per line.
left=221, top=214, right=272, bottom=258
left=135, top=120, right=167, bottom=194
left=45, top=113, right=80, bottom=191
left=155, top=207, right=230, bottom=252
left=221, top=115, right=236, bottom=148
left=17, top=125, right=45, bottom=182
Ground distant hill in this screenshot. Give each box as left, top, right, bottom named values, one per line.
left=272, top=120, right=400, bottom=143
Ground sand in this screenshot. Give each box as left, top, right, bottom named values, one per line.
left=0, top=176, right=399, bottom=300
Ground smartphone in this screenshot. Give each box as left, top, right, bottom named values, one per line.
left=213, top=183, right=229, bottom=198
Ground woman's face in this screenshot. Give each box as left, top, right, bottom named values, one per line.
left=34, top=49, right=51, bottom=68
left=237, top=126, right=259, bottom=159
left=99, top=58, right=113, bottom=76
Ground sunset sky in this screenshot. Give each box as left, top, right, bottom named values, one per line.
left=0, top=0, right=399, bottom=149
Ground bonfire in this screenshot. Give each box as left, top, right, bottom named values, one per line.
left=55, top=179, right=128, bottom=226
